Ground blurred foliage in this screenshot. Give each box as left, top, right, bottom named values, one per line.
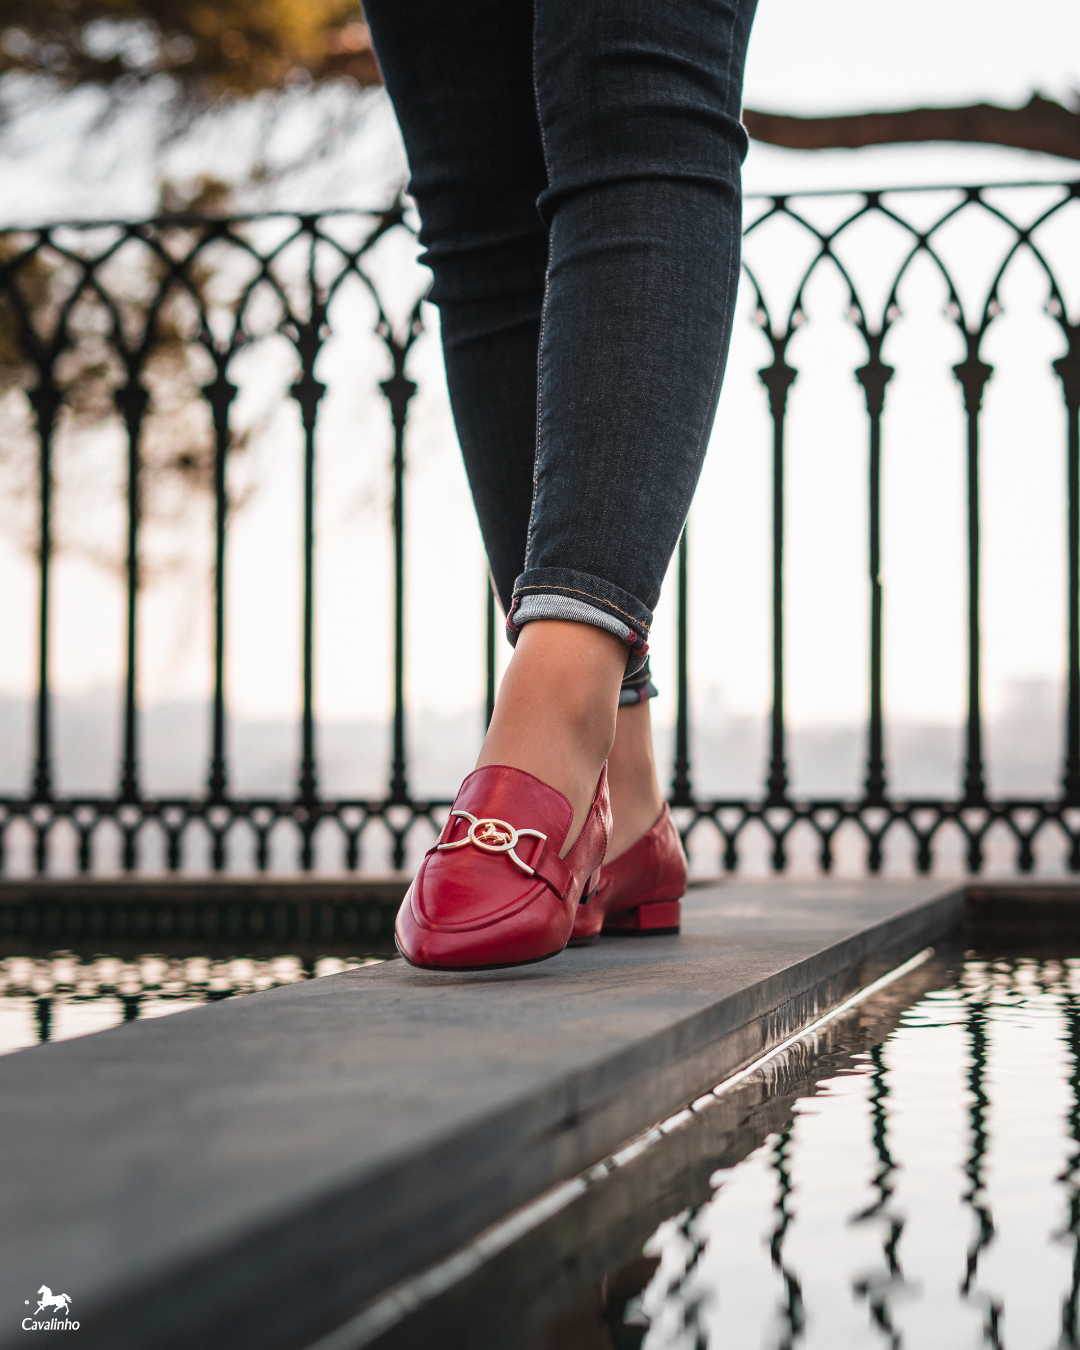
left=0, top=0, right=381, bottom=100
left=0, top=177, right=259, bottom=574
left=0, top=3, right=381, bottom=579
left=0, top=234, right=49, bottom=397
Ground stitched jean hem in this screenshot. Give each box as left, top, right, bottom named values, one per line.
left=506, top=569, right=652, bottom=679
left=619, top=676, right=658, bottom=705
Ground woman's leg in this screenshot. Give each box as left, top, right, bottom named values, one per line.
left=513, top=0, right=755, bottom=646
left=363, top=0, right=545, bottom=616
left=606, top=702, right=665, bottom=862
left=486, top=0, right=756, bottom=841
left=367, top=0, right=755, bottom=851
left=478, top=619, right=625, bottom=850
left=366, top=0, right=672, bottom=848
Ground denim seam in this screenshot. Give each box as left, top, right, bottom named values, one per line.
left=525, top=17, right=555, bottom=573
left=683, top=188, right=740, bottom=547
left=512, top=584, right=651, bottom=634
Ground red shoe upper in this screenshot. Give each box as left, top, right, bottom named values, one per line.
left=396, top=763, right=610, bottom=970
left=571, top=803, right=687, bottom=941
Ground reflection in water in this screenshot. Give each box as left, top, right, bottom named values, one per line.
left=308, top=951, right=1080, bottom=1350
left=615, top=957, right=1080, bottom=1350
left=0, top=952, right=384, bottom=1054
left=1063, top=997, right=1080, bottom=1346
left=769, top=1124, right=804, bottom=1350
left=961, top=996, right=1003, bottom=1347
left=850, top=1045, right=904, bottom=1347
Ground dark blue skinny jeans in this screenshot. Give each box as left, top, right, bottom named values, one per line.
left=365, top=0, right=757, bottom=693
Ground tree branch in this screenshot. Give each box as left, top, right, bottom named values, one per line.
left=742, top=94, right=1080, bottom=162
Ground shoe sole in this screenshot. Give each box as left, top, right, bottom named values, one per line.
left=602, top=925, right=680, bottom=937
left=395, top=939, right=568, bottom=973
left=569, top=897, right=683, bottom=945
left=601, top=897, right=682, bottom=937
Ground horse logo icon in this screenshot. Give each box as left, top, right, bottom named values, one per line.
left=475, top=821, right=513, bottom=848
left=33, top=1286, right=73, bottom=1316
left=437, top=809, right=549, bottom=876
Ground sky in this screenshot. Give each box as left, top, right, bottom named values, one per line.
left=0, top=0, right=1077, bottom=220
left=748, top=0, right=1078, bottom=113
left=0, top=0, right=1078, bottom=745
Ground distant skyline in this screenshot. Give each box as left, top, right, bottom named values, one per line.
left=0, top=677, right=1071, bottom=877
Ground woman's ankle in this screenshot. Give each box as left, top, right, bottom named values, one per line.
left=476, top=620, right=626, bottom=853
left=605, top=700, right=664, bottom=862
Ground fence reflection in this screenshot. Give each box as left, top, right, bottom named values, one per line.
left=631, top=957, right=1080, bottom=1347
left=850, top=1045, right=904, bottom=1348
left=1062, top=997, right=1080, bottom=1346
left=0, top=951, right=382, bottom=1053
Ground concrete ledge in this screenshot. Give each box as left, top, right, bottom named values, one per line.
left=0, top=878, right=969, bottom=1350
left=0, top=874, right=716, bottom=956
left=965, top=878, right=1080, bottom=943
left=355, top=951, right=956, bottom=1350
left=0, top=876, right=410, bottom=955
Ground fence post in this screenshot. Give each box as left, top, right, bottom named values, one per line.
left=759, top=341, right=797, bottom=808
left=1055, top=332, right=1080, bottom=806
left=114, top=380, right=150, bottom=816
left=28, top=383, right=61, bottom=810
left=671, top=526, right=693, bottom=807
left=953, top=345, right=993, bottom=814
left=855, top=337, right=895, bottom=809
left=202, top=369, right=238, bottom=807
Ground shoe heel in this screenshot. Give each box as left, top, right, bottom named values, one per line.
left=602, top=898, right=681, bottom=936
left=565, top=868, right=604, bottom=947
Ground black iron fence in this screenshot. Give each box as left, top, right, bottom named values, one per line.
left=1, top=180, right=1079, bottom=876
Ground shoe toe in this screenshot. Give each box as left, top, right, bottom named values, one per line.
left=396, top=869, right=570, bottom=969
left=394, top=762, right=611, bottom=971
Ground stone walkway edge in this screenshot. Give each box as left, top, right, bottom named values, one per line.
left=2, top=878, right=1061, bottom=1350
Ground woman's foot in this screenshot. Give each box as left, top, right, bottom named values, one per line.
left=570, top=804, right=686, bottom=942
left=604, top=699, right=664, bottom=862
left=395, top=762, right=611, bottom=970
left=569, top=699, right=686, bottom=943
left=395, top=619, right=625, bottom=970
left=477, top=620, right=627, bottom=855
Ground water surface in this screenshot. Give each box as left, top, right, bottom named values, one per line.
left=366, top=948, right=1080, bottom=1350
left=0, top=951, right=384, bottom=1054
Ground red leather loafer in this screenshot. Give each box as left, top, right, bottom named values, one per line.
left=395, top=764, right=611, bottom=970
left=570, top=803, right=686, bottom=943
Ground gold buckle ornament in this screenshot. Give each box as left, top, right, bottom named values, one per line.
left=436, top=810, right=547, bottom=876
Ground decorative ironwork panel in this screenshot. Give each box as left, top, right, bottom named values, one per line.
left=0, top=182, right=1078, bottom=875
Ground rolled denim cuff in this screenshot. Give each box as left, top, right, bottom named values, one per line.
left=506, top=567, right=651, bottom=679
left=619, top=659, right=658, bottom=705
